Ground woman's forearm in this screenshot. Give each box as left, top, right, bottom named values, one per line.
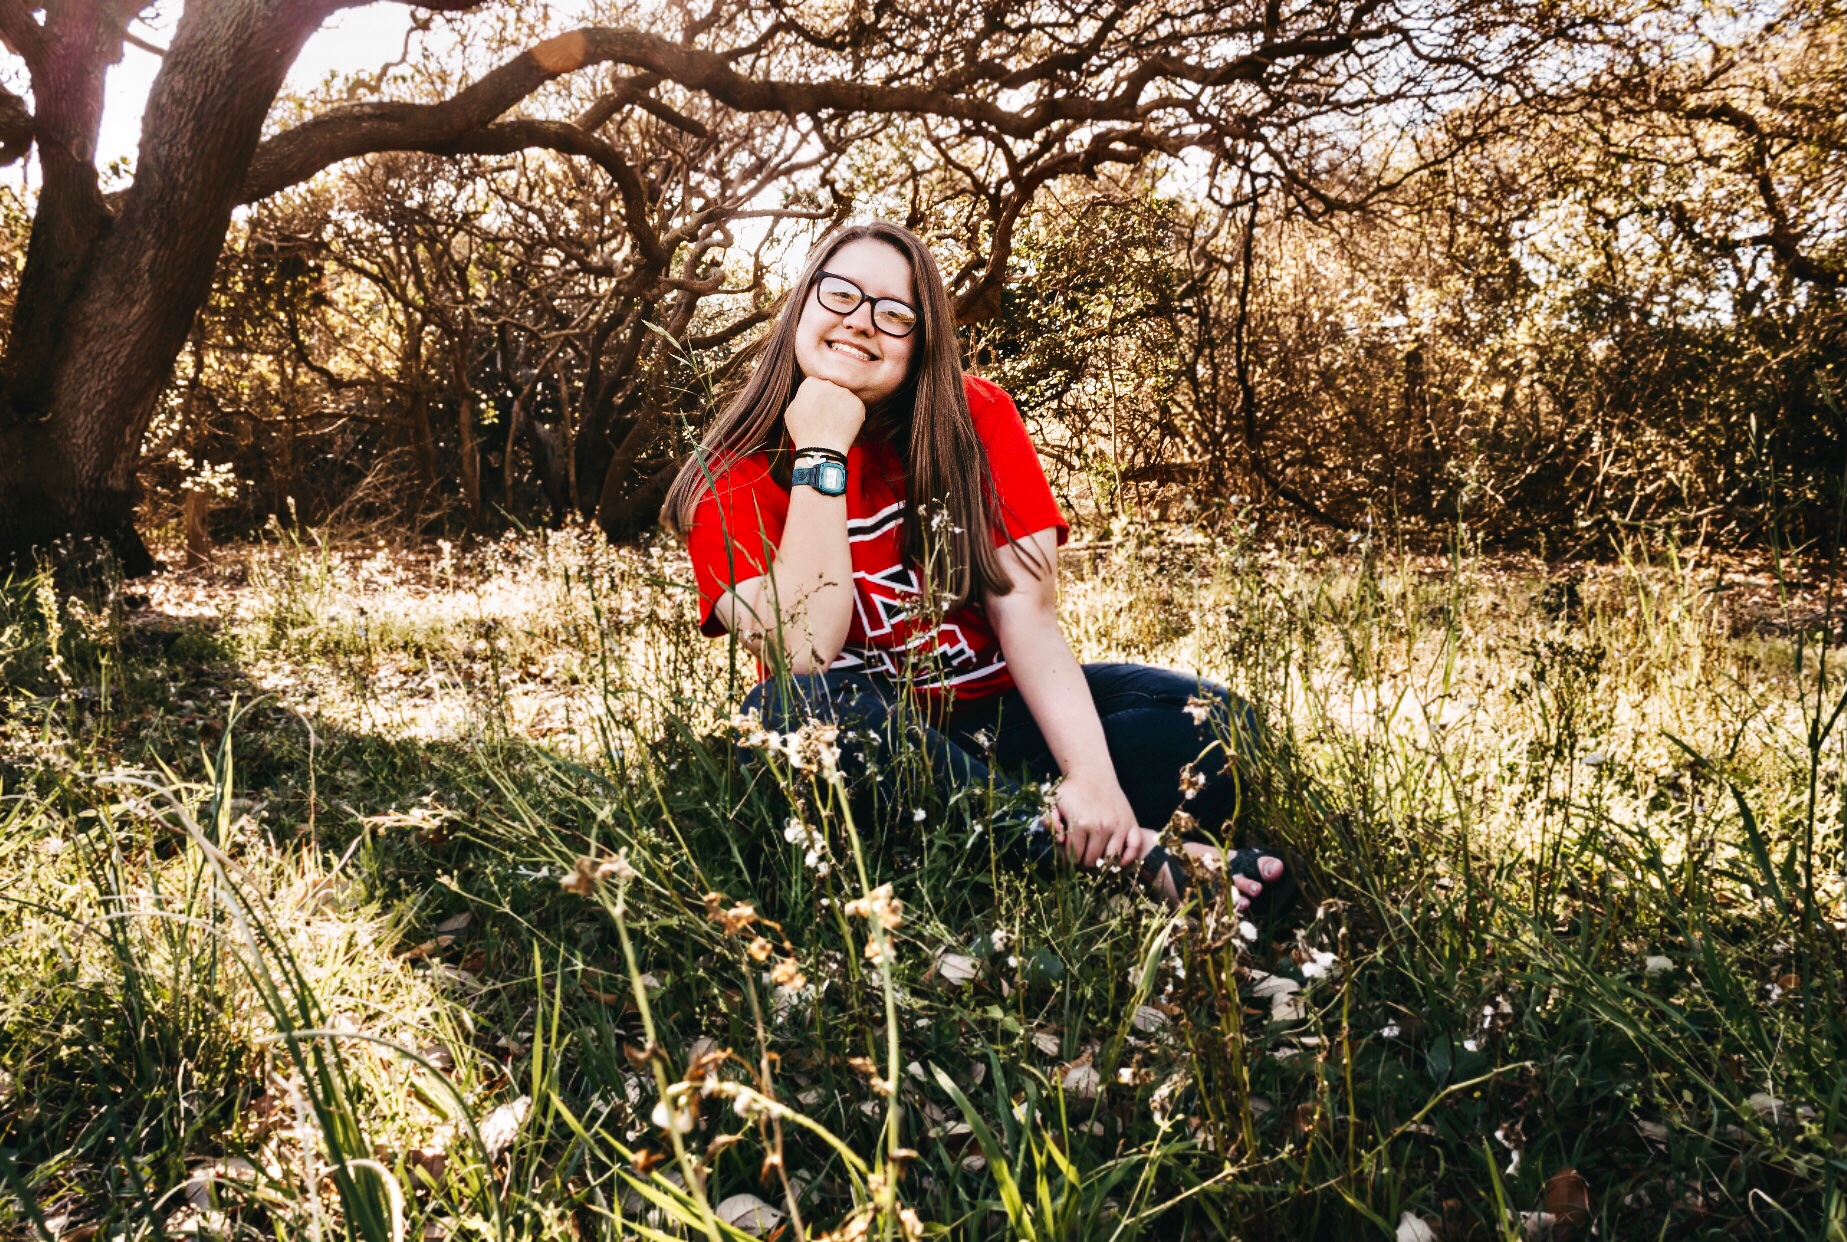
left=987, top=529, right=1143, bottom=864
left=747, top=486, right=856, bottom=671
left=994, top=608, right=1116, bottom=781
left=718, top=377, right=864, bottom=672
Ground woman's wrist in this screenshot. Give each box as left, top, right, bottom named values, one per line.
left=791, top=437, right=854, bottom=455
left=1059, top=765, right=1124, bottom=799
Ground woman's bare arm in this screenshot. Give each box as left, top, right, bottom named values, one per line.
left=708, top=377, right=862, bottom=672
left=984, top=528, right=1148, bottom=868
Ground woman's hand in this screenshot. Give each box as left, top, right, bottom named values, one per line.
left=1049, top=769, right=1147, bottom=869
left=785, top=376, right=865, bottom=454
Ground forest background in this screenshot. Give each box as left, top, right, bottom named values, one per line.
left=0, top=0, right=1840, bottom=559
left=1, top=1, right=1846, bottom=1240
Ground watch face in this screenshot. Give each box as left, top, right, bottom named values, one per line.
left=815, top=462, right=848, bottom=495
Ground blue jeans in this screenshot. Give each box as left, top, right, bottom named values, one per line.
left=739, top=663, right=1263, bottom=865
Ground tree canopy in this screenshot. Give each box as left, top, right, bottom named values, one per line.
left=0, top=0, right=1839, bottom=565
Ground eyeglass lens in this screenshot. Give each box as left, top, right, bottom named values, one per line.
left=815, top=274, right=918, bottom=337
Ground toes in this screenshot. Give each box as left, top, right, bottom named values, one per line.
left=1259, top=855, right=1285, bottom=882
left=1233, top=890, right=1250, bottom=912
left=1233, top=875, right=1264, bottom=897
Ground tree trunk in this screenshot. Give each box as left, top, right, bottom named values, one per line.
left=0, top=0, right=329, bottom=574
left=181, top=489, right=213, bottom=567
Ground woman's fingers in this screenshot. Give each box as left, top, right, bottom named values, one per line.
left=1064, top=821, right=1127, bottom=869
left=1120, top=827, right=1155, bottom=865
left=1107, top=827, right=1139, bottom=867
left=787, top=376, right=866, bottom=452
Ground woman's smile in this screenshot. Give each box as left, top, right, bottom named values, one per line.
left=826, top=338, right=878, bottom=362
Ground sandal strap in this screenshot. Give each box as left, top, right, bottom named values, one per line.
left=1138, top=844, right=1190, bottom=897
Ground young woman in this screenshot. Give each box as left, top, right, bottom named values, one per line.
left=661, top=222, right=1288, bottom=914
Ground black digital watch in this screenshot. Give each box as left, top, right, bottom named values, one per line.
left=792, top=460, right=848, bottom=496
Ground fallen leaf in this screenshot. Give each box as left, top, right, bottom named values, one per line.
left=1248, top=972, right=1300, bottom=998
left=435, top=912, right=472, bottom=937
left=1543, top=1168, right=1591, bottom=1240
left=714, top=1193, right=785, bottom=1238
left=1062, top=1063, right=1101, bottom=1102
left=934, top=952, right=980, bottom=986
left=1131, top=1005, right=1168, bottom=1033
left=1031, top=1029, right=1062, bottom=1057
left=1270, top=992, right=1309, bottom=1022
left=181, top=1158, right=259, bottom=1209
left=478, top=1096, right=531, bottom=1161
left=1745, top=1091, right=1786, bottom=1123
left=1395, top=1211, right=1438, bottom=1242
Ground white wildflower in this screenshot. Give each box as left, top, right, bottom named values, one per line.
left=1300, top=949, right=1340, bottom=981
left=1179, top=765, right=1208, bottom=800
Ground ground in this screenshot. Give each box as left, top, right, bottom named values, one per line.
left=0, top=523, right=1842, bottom=1241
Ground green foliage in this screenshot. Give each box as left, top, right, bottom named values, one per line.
left=1, top=527, right=1844, bottom=1239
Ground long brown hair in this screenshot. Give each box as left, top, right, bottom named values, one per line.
left=661, top=221, right=1023, bottom=608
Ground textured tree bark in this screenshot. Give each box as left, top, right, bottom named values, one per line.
left=0, top=0, right=332, bottom=573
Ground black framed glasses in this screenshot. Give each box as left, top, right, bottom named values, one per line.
left=812, top=272, right=919, bottom=338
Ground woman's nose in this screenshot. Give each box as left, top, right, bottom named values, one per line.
left=842, top=299, right=878, bottom=333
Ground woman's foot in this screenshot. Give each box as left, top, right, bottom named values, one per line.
left=1139, top=836, right=1287, bottom=913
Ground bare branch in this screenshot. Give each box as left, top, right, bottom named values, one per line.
left=122, top=25, right=164, bottom=57
left=0, top=84, right=31, bottom=164
left=0, top=0, right=45, bottom=75
left=413, top=118, right=667, bottom=266
left=241, top=22, right=1289, bottom=204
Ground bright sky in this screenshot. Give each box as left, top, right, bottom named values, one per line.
left=97, top=5, right=419, bottom=171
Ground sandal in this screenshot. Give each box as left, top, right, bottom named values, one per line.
left=1140, top=844, right=1299, bottom=923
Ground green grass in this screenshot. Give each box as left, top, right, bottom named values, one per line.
left=1, top=524, right=1842, bottom=1241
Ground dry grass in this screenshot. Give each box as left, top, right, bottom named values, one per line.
left=1, top=523, right=1842, bottom=1241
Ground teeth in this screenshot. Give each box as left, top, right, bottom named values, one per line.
left=828, top=341, right=875, bottom=361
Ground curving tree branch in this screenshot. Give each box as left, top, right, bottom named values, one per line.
left=239, top=20, right=1388, bottom=205
left=0, top=84, right=31, bottom=164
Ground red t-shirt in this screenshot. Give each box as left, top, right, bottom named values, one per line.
left=685, top=375, right=1068, bottom=715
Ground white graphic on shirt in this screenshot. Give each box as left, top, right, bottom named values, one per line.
left=856, top=562, right=920, bottom=636
left=847, top=501, right=905, bottom=541
left=836, top=498, right=1006, bottom=690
